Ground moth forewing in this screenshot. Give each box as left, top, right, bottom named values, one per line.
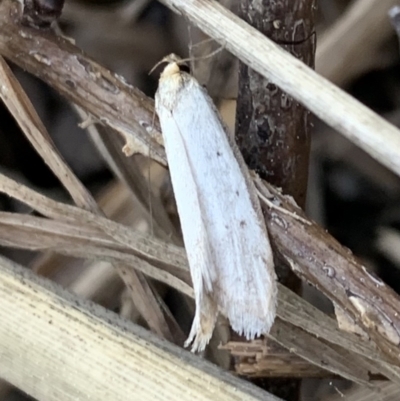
left=155, top=55, right=277, bottom=352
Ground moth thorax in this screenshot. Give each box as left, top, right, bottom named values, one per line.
left=160, top=62, right=181, bottom=80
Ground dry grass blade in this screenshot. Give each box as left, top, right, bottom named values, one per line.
left=277, top=288, right=400, bottom=384
left=0, top=173, right=187, bottom=274
left=269, top=319, right=374, bottom=387
left=0, top=255, right=281, bottom=401
left=0, top=211, right=193, bottom=297
left=317, top=0, right=399, bottom=85
left=277, top=285, right=381, bottom=361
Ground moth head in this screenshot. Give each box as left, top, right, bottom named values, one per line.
left=149, top=54, right=190, bottom=79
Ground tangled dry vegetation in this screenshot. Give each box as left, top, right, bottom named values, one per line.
left=1, top=0, right=400, bottom=400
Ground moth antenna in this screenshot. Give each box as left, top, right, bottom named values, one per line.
left=148, top=59, right=168, bottom=76
left=190, top=37, right=216, bottom=49
left=150, top=45, right=224, bottom=76
left=179, top=46, right=224, bottom=65
left=188, top=24, right=194, bottom=72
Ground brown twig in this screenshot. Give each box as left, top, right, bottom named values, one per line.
left=236, top=0, right=315, bottom=208
left=254, top=177, right=400, bottom=367
left=235, top=0, right=315, bottom=397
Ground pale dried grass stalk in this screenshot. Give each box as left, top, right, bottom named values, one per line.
left=317, top=0, right=399, bottom=85
left=0, top=255, right=278, bottom=401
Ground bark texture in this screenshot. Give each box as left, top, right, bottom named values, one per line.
left=235, top=1, right=316, bottom=399
left=236, top=0, right=316, bottom=208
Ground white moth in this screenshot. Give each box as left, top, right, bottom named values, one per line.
left=154, top=54, right=277, bottom=352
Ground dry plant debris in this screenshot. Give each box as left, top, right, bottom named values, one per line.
left=1, top=0, right=400, bottom=400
